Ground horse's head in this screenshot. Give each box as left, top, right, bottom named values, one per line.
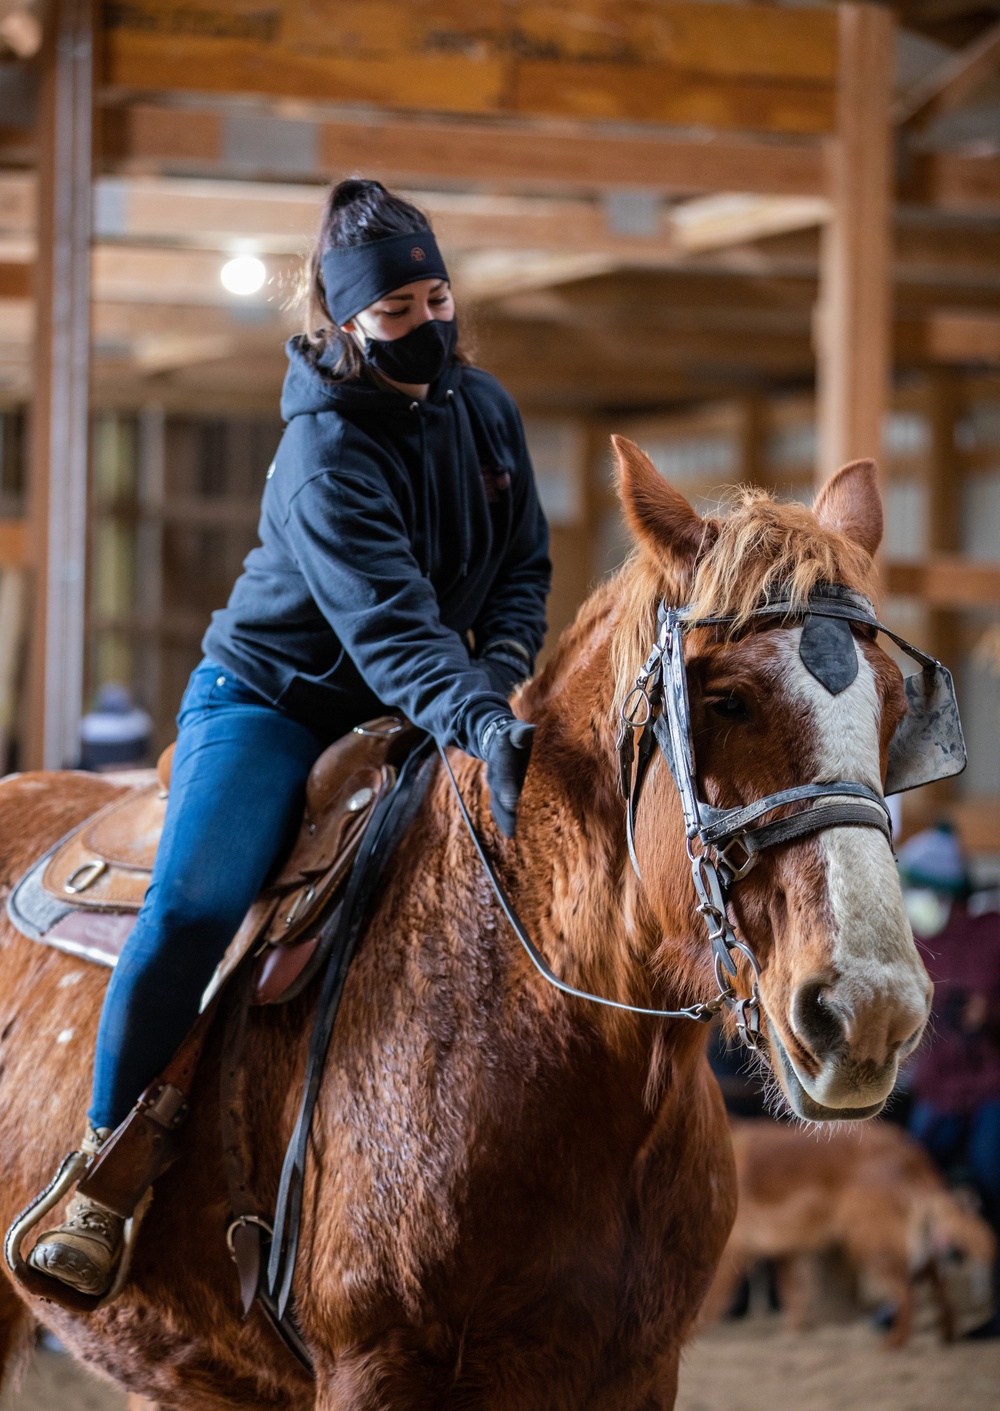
left=610, top=437, right=932, bottom=1122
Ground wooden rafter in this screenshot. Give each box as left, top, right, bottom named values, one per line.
left=102, top=103, right=830, bottom=200
left=102, top=0, right=838, bottom=136
left=894, top=17, right=1000, bottom=129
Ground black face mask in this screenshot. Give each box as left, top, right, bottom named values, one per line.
left=362, top=318, right=458, bottom=385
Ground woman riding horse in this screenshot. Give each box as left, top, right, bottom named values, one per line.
left=26, top=179, right=551, bottom=1298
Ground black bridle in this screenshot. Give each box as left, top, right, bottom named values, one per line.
left=444, top=581, right=965, bottom=1051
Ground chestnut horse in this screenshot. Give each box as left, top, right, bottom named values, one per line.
left=0, top=442, right=930, bottom=1410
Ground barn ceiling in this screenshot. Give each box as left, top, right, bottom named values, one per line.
left=0, top=0, right=998, bottom=411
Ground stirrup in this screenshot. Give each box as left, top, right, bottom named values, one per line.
left=4, top=1148, right=151, bottom=1313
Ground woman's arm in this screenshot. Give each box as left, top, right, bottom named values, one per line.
left=287, top=465, right=510, bottom=755
left=471, top=407, right=552, bottom=688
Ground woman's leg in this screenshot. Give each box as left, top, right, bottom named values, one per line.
left=27, top=664, right=325, bottom=1297
left=90, top=664, right=324, bottom=1131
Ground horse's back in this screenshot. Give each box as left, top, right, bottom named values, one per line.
left=0, top=771, right=125, bottom=1188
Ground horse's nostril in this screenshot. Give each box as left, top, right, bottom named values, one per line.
left=899, top=1021, right=926, bottom=1056
left=790, top=979, right=847, bottom=1062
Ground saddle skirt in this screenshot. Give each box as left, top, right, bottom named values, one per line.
left=7, top=717, right=417, bottom=1006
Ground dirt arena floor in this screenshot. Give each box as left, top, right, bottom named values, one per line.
left=2, top=1317, right=999, bottom=1411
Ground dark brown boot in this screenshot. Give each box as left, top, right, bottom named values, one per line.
left=27, top=1126, right=124, bottom=1297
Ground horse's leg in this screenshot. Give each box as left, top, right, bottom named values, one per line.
left=0, top=1275, right=35, bottom=1393
left=776, top=1254, right=818, bottom=1331
left=863, top=1253, right=914, bottom=1349
left=923, top=1260, right=957, bottom=1342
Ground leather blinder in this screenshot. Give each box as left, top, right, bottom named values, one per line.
left=798, top=612, right=859, bottom=695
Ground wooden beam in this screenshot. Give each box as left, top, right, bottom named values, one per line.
left=0, top=518, right=26, bottom=568
left=923, top=368, right=964, bottom=808
left=921, top=312, right=1000, bottom=362
left=815, top=4, right=894, bottom=478
left=5, top=169, right=997, bottom=283
left=0, top=168, right=33, bottom=234
left=91, top=245, right=300, bottom=307
left=885, top=556, right=1000, bottom=607
left=101, top=1, right=838, bottom=136
left=670, top=194, right=830, bottom=253
left=87, top=178, right=685, bottom=261
left=894, top=18, right=1000, bottom=129
left=102, top=102, right=830, bottom=199
left=904, top=151, right=1000, bottom=213
left=27, top=0, right=95, bottom=770
left=0, top=262, right=30, bottom=298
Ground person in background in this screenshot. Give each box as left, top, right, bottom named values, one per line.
left=901, top=822, right=1000, bottom=1338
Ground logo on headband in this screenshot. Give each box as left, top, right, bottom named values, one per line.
left=410, top=246, right=426, bottom=261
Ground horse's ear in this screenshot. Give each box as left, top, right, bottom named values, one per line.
left=613, top=435, right=713, bottom=565
left=813, top=458, right=883, bottom=558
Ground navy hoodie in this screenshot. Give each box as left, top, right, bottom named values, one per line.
left=203, top=340, right=551, bottom=754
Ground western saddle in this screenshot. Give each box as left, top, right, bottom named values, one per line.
left=12, top=715, right=418, bottom=1006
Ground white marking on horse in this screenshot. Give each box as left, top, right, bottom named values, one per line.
left=775, top=630, right=928, bottom=1080
left=58, top=971, right=84, bottom=988
left=56, top=1028, right=75, bottom=1044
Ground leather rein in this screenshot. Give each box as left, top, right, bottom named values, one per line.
left=442, top=585, right=896, bottom=1052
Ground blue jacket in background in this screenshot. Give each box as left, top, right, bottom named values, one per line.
left=203, top=339, right=551, bottom=754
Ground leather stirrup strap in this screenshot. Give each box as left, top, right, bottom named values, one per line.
left=267, top=738, right=435, bottom=1321
left=218, top=958, right=315, bottom=1373
left=76, top=1001, right=219, bottom=1218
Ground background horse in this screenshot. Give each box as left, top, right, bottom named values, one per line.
left=0, top=440, right=930, bottom=1410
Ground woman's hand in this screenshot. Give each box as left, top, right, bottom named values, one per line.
left=481, top=716, right=536, bottom=838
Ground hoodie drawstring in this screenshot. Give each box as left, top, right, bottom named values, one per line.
left=409, top=400, right=434, bottom=566
left=445, top=388, right=469, bottom=580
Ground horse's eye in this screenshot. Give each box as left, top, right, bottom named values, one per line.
left=708, top=695, right=750, bottom=722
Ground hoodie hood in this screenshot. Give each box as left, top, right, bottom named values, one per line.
left=280, top=335, right=463, bottom=422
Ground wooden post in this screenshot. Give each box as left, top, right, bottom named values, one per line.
left=922, top=368, right=964, bottom=816
left=26, top=0, right=95, bottom=768
left=738, top=395, right=766, bottom=488
left=815, top=4, right=895, bottom=482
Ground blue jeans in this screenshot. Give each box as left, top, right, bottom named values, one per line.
left=909, top=1099, right=1000, bottom=1230
left=89, top=661, right=327, bottom=1130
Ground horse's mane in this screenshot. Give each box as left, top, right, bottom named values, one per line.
left=608, top=484, right=879, bottom=722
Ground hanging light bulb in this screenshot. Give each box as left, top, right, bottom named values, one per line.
left=220, top=255, right=266, bottom=296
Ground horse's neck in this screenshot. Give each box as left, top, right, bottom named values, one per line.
left=507, top=584, right=705, bottom=1044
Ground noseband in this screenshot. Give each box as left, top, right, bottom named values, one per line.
left=443, top=581, right=965, bottom=1052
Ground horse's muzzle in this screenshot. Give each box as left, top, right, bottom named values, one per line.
left=762, top=972, right=930, bottom=1122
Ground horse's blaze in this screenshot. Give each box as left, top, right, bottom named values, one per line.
left=755, top=629, right=931, bottom=1121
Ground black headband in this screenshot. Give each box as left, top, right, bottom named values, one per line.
left=321, top=231, right=450, bottom=326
